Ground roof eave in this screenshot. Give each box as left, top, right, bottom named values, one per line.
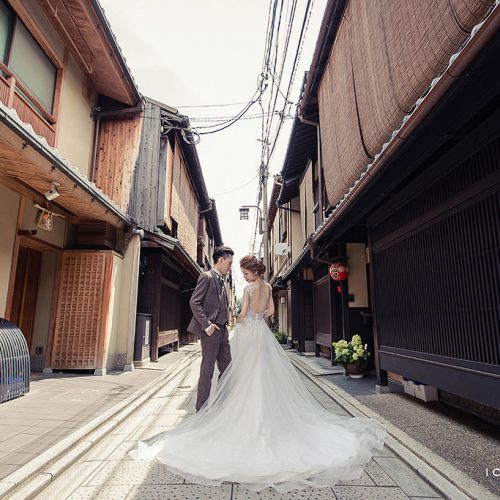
left=300, top=0, right=348, bottom=116
left=90, top=0, right=142, bottom=105
left=0, top=102, right=131, bottom=226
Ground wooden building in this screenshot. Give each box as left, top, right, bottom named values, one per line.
left=93, top=97, right=224, bottom=363
left=271, top=0, right=500, bottom=412
left=0, top=0, right=143, bottom=374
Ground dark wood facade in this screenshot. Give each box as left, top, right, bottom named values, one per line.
left=368, top=136, right=500, bottom=408
left=287, top=276, right=314, bottom=352
left=136, top=247, right=192, bottom=362
left=313, top=3, right=499, bottom=409
left=272, top=0, right=500, bottom=412
left=126, top=99, right=223, bottom=363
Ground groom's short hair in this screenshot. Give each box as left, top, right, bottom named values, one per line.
left=213, top=245, right=234, bottom=264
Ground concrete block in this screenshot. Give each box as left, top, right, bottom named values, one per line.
left=403, top=380, right=417, bottom=396
left=414, top=384, right=438, bottom=402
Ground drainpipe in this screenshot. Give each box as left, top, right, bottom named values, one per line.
left=90, top=111, right=101, bottom=182
left=298, top=113, right=324, bottom=221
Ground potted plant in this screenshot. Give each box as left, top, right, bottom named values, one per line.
left=273, top=330, right=287, bottom=344
left=332, top=334, right=370, bottom=378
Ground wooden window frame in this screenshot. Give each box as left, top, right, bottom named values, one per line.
left=0, top=0, right=63, bottom=133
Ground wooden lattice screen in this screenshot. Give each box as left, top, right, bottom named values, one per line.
left=51, top=251, right=113, bottom=369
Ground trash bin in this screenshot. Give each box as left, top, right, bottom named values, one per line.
left=134, top=313, right=152, bottom=363
left=0, top=318, right=30, bottom=404
left=360, top=310, right=373, bottom=327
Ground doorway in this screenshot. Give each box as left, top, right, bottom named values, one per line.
left=10, top=246, right=41, bottom=349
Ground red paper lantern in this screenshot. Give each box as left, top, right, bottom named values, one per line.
left=329, top=261, right=348, bottom=294
left=329, top=261, right=349, bottom=282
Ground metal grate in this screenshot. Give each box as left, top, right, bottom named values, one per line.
left=0, top=318, right=30, bottom=404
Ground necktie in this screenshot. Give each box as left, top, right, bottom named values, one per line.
left=219, top=276, right=227, bottom=302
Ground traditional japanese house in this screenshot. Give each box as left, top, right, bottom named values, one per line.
left=270, top=97, right=327, bottom=355
left=0, top=0, right=143, bottom=374
left=94, top=97, right=224, bottom=364
left=278, top=0, right=500, bottom=412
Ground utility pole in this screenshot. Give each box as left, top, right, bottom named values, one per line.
left=260, top=162, right=270, bottom=282
left=240, top=162, right=270, bottom=282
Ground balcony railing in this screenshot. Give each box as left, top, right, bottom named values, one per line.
left=0, top=61, right=56, bottom=146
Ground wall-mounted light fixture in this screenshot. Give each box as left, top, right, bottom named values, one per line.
left=44, top=181, right=60, bottom=201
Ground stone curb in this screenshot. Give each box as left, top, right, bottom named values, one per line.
left=288, top=353, right=497, bottom=500
left=1, top=348, right=200, bottom=500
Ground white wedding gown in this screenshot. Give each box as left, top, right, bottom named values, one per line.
left=134, top=283, right=386, bottom=493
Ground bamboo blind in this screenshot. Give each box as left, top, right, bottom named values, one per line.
left=319, top=0, right=494, bottom=208
left=51, top=251, right=112, bottom=369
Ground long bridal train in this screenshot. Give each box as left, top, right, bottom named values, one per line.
left=132, top=312, right=386, bottom=493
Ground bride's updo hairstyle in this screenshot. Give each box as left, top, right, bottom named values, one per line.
left=240, top=255, right=266, bottom=277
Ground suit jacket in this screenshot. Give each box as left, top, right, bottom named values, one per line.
left=188, top=270, right=228, bottom=337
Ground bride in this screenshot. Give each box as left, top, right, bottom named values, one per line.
left=134, top=255, right=386, bottom=493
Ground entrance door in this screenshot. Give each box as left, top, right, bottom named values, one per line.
left=10, top=246, right=41, bottom=349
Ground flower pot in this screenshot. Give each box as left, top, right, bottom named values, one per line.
left=344, top=362, right=365, bottom=379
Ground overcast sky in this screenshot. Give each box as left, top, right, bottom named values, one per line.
left=100, top=0, right=327, bottom=295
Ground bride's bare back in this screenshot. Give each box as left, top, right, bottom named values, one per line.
left=238, top=279, right=274, bottom=321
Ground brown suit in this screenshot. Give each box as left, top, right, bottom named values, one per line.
left=188, top=270, right=231, bottom=410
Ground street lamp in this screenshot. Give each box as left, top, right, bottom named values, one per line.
left=239, top=207, right=250, bottom=220
left=239, top=205, right=264, bottom=234
left=239, top=204, right=269, bottom=281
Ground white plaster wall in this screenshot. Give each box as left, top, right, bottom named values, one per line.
left=106, top=238, right=140, bottom=371
left=346, top=243, right=369, bottom=308
left=56, top=54, right=94, bottom=178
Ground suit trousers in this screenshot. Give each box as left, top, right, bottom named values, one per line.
left=196, top=324, right=231, bottom=411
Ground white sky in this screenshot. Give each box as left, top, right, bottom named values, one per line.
left=100, top=0, right=327, bottom=295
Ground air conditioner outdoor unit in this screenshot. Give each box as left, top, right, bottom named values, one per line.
left=275, top=243, right=289, bottom=256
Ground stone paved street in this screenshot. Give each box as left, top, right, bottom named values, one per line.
left=0, top=348, right=192, bottom=485
left=290, top=351, right=500, bottom=497
left=31, top=347, right=444, bottom=500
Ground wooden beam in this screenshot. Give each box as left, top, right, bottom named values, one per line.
left=45, top=251, right=62, bottom=370
left=151, top=254, right=162, bottom=362
left=18, top=235, right=62, bottom=252
left=96, top=252, right=114, bottom=371
left=0, top=173, right=76, bottom=220
left=5, top=196, right=24, bottom=320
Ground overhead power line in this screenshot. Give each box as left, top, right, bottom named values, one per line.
left=212, top=174, right=259, bottom=197
left=174, top=101, right=251, bottom=109
left=189, top=110, right=292, bottom=123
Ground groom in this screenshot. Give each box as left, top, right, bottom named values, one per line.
left=188, top=245, right=234, bottom=411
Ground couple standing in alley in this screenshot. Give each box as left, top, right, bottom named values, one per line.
left=134, top=245, right=386, bottom=493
